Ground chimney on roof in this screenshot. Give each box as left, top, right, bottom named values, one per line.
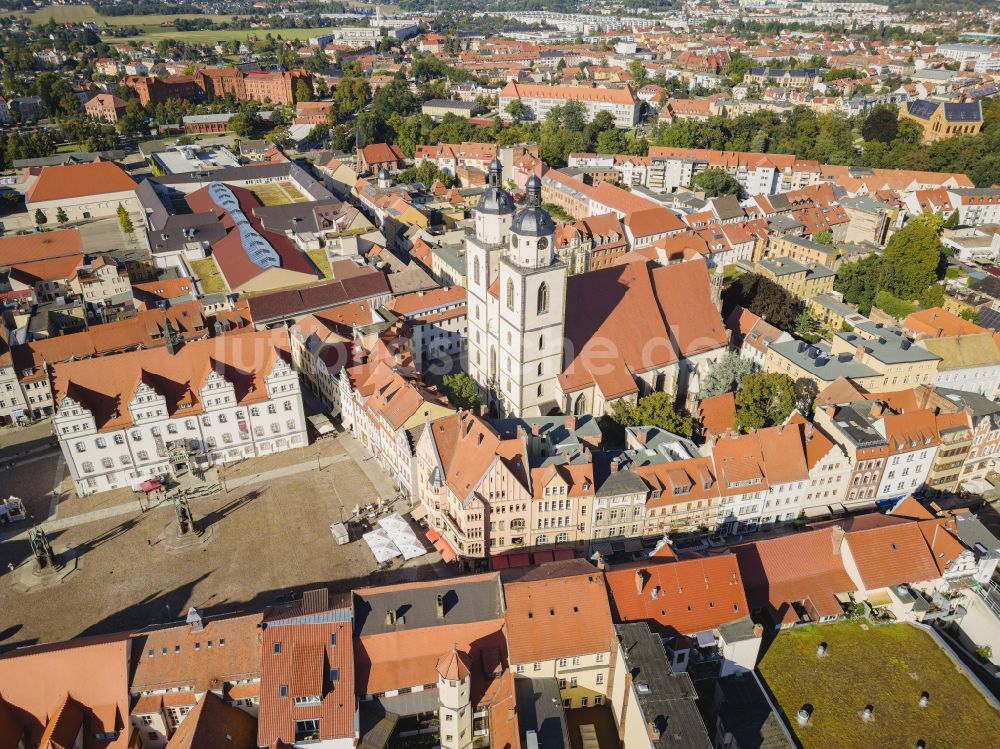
left=594, top=551, right=607, bottom=572
left=565, top=415, right=577, bottom=431
left=636, top=427, right=649, bottom=445
left=436, top=594, right=445, bottom=620
left=531, top=422, right=540, bottom=437
left=635, top=569, right=647, bottom=596
left=610, top=457, right=620, bottom=473
left=805, top=422, right=814, bottom=441
left=386, top=608, right=396, bottom=626
left=753, top=623, right=764, bottom=638
left=185, top=607, right=203, bottom=633
left=855, top=344, right=865, bottom=358
left=870, top=403, right=884, bottom=419
left=831, top=525, right=846, bottom=556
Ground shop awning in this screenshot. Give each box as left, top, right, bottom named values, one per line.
left=553, top=549, right=575, bottom=561
left=139, top=479, right=162, bottom=493
left=490, top=555, right=510, bottom=570
left=409, top=504, right=427, bottom=522
left=433, top=535, right=458, bottom=563
left=533, top=550, right=555, bottom=564
left=508, top=552, right=531, bottom=568
left=425, top=528, right=441, bottom=544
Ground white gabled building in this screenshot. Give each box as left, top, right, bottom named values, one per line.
left=52, top=329, right=307, bottom=496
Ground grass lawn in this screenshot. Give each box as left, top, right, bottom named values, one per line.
left=722, top=263, right=743, bottom=282
left=189, top=257, right=226, bottom=294
left=757, top=621, right=1000, bottom=749
left=307, top=249, right=333, bottom=279
left=103, top=25, right=343, bottom=44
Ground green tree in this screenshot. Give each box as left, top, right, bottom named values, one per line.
left=794, top=309, right=824, bottom=343
left=441, top=372, right=480, bottom=411
left=692, top=167, right=742, bottom=198
left=56, top=207, right=68, bottom=224
left=722, top=273, right=801, bottom=330
left=833, top=254, right=883, bottom=314
left=699, top=352, right=758, bottom=398
left=34, top=208, right=47, bottom=225
left=881, top=212, right=943, bottom=299
left=734, top=372, right=796, bottom=433
left=918, top=283, right=945, bottom=309
left=861, top=106, right=899, bottom=143
left=960, top=308, right=981, bottom=324
left=294, top=78, right=313, bottom=103
left=813, top=229, right=834, bottom=246
left=117, top=203, right=133, bottom=234
left=608, top=391, right=694, bottom=438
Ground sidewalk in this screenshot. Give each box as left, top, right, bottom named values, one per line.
left=0, top=452, right=352, bottom=541
left=334, top=429, right=398, bottom=501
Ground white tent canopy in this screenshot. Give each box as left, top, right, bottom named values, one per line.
left=378, top=513, right=428, bottom=560
left=363, top=528, right=402, bottom=565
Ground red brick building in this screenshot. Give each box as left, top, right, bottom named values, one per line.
left=242, top=69, right=312, bottom=106
left=122, top=75, right=202, bottom=106
left=84, top=93, right=127, bottom=123
left=196, top=66, right=246, bottom=99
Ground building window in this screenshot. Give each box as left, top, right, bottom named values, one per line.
left=473, top=256, right=481, bottom=285
left=506, top=279, right=515, bottom=310
left=279, top=685, right=288, bottom=697
left=537, top=282, right=550, bottom=314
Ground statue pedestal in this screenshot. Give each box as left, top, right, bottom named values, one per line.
left=155, top=521, right=216, bottom=552
left=9, top=546, right=79, bottom=593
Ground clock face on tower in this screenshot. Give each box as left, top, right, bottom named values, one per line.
left=537, top=237, right=549, bottom=250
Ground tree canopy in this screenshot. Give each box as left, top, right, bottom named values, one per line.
left=734, top=372, right=796, bottom=433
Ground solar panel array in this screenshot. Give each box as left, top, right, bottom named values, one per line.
left=207, top=182, right=280, bottom=269
left=906, top=100, right=939, bottom=120
left=943, top=102, right=983, bottom=122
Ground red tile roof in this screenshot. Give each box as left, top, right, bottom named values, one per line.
left=844, top=522, right=941, bottom=591
left=503, top=569, right=614, bottom=663
left=0, top=228, right=84, bottom=265
left=734, top=527, right=855, bottom=625
left=27, top=161, right=136, bottom=203
left=605, top=556, right=748, bottom=637
left=257, top=613, right=354, bottom=747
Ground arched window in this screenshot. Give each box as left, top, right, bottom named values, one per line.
left=506, top=279, right=515, bottom=310
left=537, top=282, right=550, bottom=314
left=537, top=362, right=544, bottom=376
left=574, top=393, right=587, bottom=415
left=473, top=256, right=481, bottom=286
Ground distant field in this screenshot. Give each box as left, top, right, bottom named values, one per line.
left=105, top=25, right=342, bottom=44
left=6, top=7, right=237, bottom=26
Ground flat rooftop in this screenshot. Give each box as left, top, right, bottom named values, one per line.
left=757, top=621, right=1000, bottom=748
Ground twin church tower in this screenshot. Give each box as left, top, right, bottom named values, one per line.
left=466, top=160, right=567, bottom=417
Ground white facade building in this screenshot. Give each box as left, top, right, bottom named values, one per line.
left=467, top=163, right=567, bottom=417
left=52, top=330, right=307, bottom=497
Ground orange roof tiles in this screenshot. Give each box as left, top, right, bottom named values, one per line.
left=844, top=522, right=941, bottom=590
left=130, top=612, right=263, bottom=693
left=559, top=259, right=727, bottom=396
left=605, top=556, right=749, bottom=637
left=0, top=636, right=131, bottom=749
left=503, top=569, right=614, bottom=663
left=257, top=613, right=354, bottom=747
left=735, top=527, right=855, bottom=625
left=698, top=393, right=736, bottom=438
left=51, top=329, right=290, bottom=431
left=164, top=692, right=257, bottom=749
left=500, top=81, right=638, bottom=105
left=354, top=619, right=506, bottom=697
left=0, top=228, right=84, bottom=265
left=903, top=307, right=986, bottom=339
left=27, top=161, right=136, bottom=203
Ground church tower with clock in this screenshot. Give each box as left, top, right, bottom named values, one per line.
left=466, top=166, right=566, bottom=417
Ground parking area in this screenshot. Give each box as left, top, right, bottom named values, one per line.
left=0, top=432, right=451, bottom=650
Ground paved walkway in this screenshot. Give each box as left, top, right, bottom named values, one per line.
left=1, top=452, right=353, bottom=541
left=334, top=429, right=398, bottom=500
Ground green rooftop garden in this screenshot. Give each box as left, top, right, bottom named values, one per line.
left=757, top=621, right=1000, bottom=749
left=189, top=257, right=226, bottom=295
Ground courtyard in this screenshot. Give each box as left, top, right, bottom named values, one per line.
left=247, top=181, right=311, bottom=206
left=0, top=432, right=450, bottom=651
left=757, top=620, right=1000, bottom=748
